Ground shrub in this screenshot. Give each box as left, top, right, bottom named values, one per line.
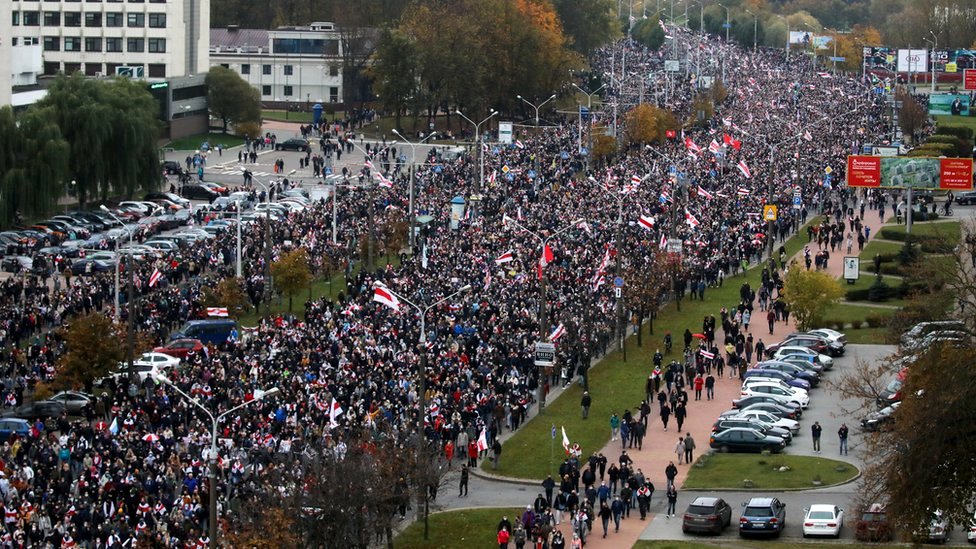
left=868, top=275, right=894, bottom=301
left=913, top=142, right=957, bottom=156
left=851, top=319, right=864, bottom=329
left=845, top=289, right=870, bottom=301
left=879, top=228, right=908, bottom=242
left=865, top=314, right=887, bottom=328
left=234, top=120, right=262, bottom=139
left=935, top=123, right=974, bottom=140
left=897, top=241, right=921, bottom=266
left=880, top=263, right=904, bottom=276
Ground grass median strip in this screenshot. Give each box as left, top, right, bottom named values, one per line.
left=395, top=507, right=521, bottom=549
left=492, top=220, right=821, bottom=480
left=635, top=541, right=879, bottom=549
left=682, top=454, right=858, bottom=490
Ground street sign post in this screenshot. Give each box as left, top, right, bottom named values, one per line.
left=763, top=205, right=778, bottom=221
left=534, top=342, right=555, bottom=367
left=666, top=238, right=683, bottom=254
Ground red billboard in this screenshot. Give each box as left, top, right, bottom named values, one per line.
left=966, top=69, right=976, bottom=91
left=846, top=155, right=973, bottom=189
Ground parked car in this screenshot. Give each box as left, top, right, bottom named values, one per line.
left=743, top=369, right=811, bottom=391
left=773, top=347, right=833, bottom=370
left=803, top=504, right=844, bottom=538
left=784, top=335, right=844, bottom=357
left=966, top=510, right=976, bottom=543
left=778, top=355, right=827, bottom=375
left=274, top=138, right=310, bottom=152
left=755, top=360, right=820, bottom=386
left=723, top=408, right=800, bottom=434
left=739, top=381, right=810, bottom=409
left=49, top=391, right=93, bottom=414
left=2, top=256, right=34, bottom=273
left=739, top=497, right=787, bottom=537
left=731, top=396, right=802, bottom=418
left=861, top=401, right=900, bottom=431
left=71, top=259, right=114, bottom=276
left=132, top=352, right=181, bottom=369
left=903, top=330, right=968, bottom=353
left=682, top=496, right=733, bottom=534
left=709, top=427, right=787, bottom=453
left=97, top=363, right=164, bottom=385
left=915, top=510, right=949, bottom=544
left=878, top=368, right=909, bottom=407
left=199, top=181, right=229, bottom=195
left=712, top=417, right=792, bottom=444
left=145, top=191, right=190, bottom=209
left=180, top=184, right=219, bottom=202
left=1, top=401, right=67, bottom=420
left=153, top=339, right=204, bottom=360
left=161, top=160, right=184, bottom=175
left=0, top=418, right=31, bottom=442
left=855, top=503, right=893, bottom=542
left=901, top=320, right=966, bottom=347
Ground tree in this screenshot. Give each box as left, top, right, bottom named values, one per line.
left=223, top=508, right=300, bottom=548
left=897, top=90, right=928, bottom=144
left=270, top=248, right=313, bottom=312
left=0, top=106, right=70, bottom=226
left=688, top=93, right=715, bottom=128
left=591, top=131, right=618, bottom=167
left=551, top=0, right=619, bottom=54
left=624, top=104, right=676, bottom=146
left=367, top=28, right=419, bottom=131
left=781, top=268, right=844, bottom=331
left=624, top=253, right=670, bottom=346
left=206, top=66, right=261, bottom=134
left=829, top=25, right=883, bottom=72
left=56, top=312, right=125, bottom=393
left=631, top=17, right=666, bottom=50
left=203, top=277, right=250, bottom=318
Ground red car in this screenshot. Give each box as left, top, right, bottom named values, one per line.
left=153, top=338, right=204, bottom=359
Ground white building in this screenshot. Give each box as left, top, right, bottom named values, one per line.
left=210, top=22, right=344, bottom=108
left=10, top=0, right=209, bottom=82
left=0, top=3, right=12, bottom=106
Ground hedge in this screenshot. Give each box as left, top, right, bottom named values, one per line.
left=935, top=123, right=974, bottom=140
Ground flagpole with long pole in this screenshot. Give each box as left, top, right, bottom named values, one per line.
left=503, top=217, right=585, bottom=411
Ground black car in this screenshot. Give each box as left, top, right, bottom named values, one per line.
left=713, top=418, right=792, bottom=444
left=755, top=361, right=820, bottom=386
left=740, top=497, right=787, bottom=537
left=735, top=402, right=801, bottom=420
left=683, top=496, right=733, bottom=534
left=275, top=138, right=310, bottom=152
left=180, top=184, right=219, bottom=202
left=1, top=401, right=67, bottom=420
left=709, top=428, right=787, bottom=453
left=861, top=401, right=900, bottom=431
left=955, top=191, right=976, bottom=205
left=71, top=259, right=114, bottom=275
left=732, top=395, right=802, bottom=418
left=162, top=160, right=184, bottom=175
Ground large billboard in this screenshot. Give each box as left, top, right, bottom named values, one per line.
left=929, top=94, right=971, bottom=116
left=897, top=49, right=929, bottom=73
left=846, top=156, right=974, bottom=189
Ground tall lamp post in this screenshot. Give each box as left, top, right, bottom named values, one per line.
left=455, top=109, right=498, bottom=219
left=391, top=129, right=439, bottom=249
left=154, top=373, right=279, bottom=549
left=100, top=206, right=134, bottom=323
left=926, top=31, right=938, bottom=93
left=744, top=8, right=758, bottom=54
left=571, top=83, right=606, bottom=165
left=516, top=94, right=557, bottom=128
left=776, top=14, right=790, bottom=60
left=100, top=206, right=136, bottom=372
left=504, top=216, right=585, bottom=411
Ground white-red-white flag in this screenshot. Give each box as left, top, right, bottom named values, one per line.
left=685, top=210, right=701, bottom=228
left=476, top=428, right=489, bottom=451
left=638, top=215, right=655, bottom=230
left=697, top=185, right=713, bottom=200
left=659, top=233, right=667, bottom=249
left=372, top=284, right=400, bottom=311
left=148, top=268, right=162, bottom=288
left=206, top=307, right=228, bottom=317
left=515, top=140, right=525, bottom=149
left=540, top=244, right=554, bottom=268
left=549, top=323, right=566, bottom=341
left=374, top=172, right=393, bottom=188
left=494, top=250, right=514, bottom=265
left=737, top=160, right=752, bottom=179
left=684, top=137, right=701, bottom=153
left=737, top=187, right=751, bottom=196
left=561, top=426, right=571, bottom=455
left=803, top=130, right=813, bottom=141
left=700, top=349, right=715, bottom=360
left=329, top=399, right=344, bottom=428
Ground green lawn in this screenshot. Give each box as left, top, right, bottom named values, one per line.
left=935, top=114, right=976, bottom=134
left=840, top=274, right=907, bottom=308
left=395, top=507, right=521, bottom=549
left=882, top=219, right=961, bottom=244
left=844, top=326, right=890, bottom=344
left=634, top=541, right=886, bottom=549
left=860, top=239, right=905, bottom=260
left=492, top=219, right=821, bottom=480
left=164, top=132, right=245, bottom=151
left=682, top=454, right=858, bottom=490
left=262, top=109, right=316, bottom=123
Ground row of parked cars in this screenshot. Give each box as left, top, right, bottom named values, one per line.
left=682, top=496, right=848, bottom=539
left=706, top=328, right=844, bottom=454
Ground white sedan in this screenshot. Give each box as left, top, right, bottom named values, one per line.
left=740, top=381, right=810, bottom=409
left=132, top=352, right=181, bottom=369
left=772, top=346, right=834, bottom=369
left=803, top=504, right=844, bottom=538
left=730, top=409, right=800, bottom=434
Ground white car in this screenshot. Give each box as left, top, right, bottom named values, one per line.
left=966, top=510, right=976, bottom=542
left=132, top=352, right=181, bottom=369
left=742, top=378, right=809, bottom=398
left=740, top=381, right=810, bottom=409
left=729, top=409, right=800, bottom=434
left=142, top=240, right=179, bottom=253
left=772, top=346, right=834, bottom=369
left=807, top=328, right=847, bottom=347
left=803, top=504, right=844, bottom=538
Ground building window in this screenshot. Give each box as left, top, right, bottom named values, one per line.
left=63, top=62, right=82, bottom=74
left=283, top=85, right=293, bottom=96
left=11, top=12, right=19, bottom=26
left=283, top=65, right=293, bottom=76
left=85, top=37, right=101, bottom=51
left=43, top=36, right=60, bottom=51
left=105, top=11, right=122, bottom=26
left=105, top=37, right=122, bottom=52
left=262, top=85, right=271, bottom=96
left=44, top=61, right=60, bottom=76
left=105, top=62, right=121, bottom=74
left=84, top=12, right=101, bottom=26
left=148, top=38, right=165, bottom=52
left=128, top=0, right=145, bottom=3
left=85, top=62, right=102, bottom=76
left=149, top=0, right=167, bottom=3
left=148, top=12, right=165, bottom=27
left=23, top=11, right=40, bottom=25
left=219, top=63, right=229, bottom=69
left=262, top=64, right=271, bottom=75
left=329, top=65, right=339, bottom=77
left=63, top=11, right=81, bottom=26
left=148, top=64, right=165, bottom=78
left=240, top=64, right=250, bottom=75
left=43, top=11, right=60, bottom=25
left=64, top=37, right=81, bottom=51
left=86, top=0, right=103, bottom=3
left=126, top=12, right=144, bottom=27
left=127, top=37, right=144, bottom=52
left=330, top=87, right=339, bottom=103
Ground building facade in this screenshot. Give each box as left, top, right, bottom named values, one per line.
left=210, top=22, right=344, bottom=108
left=10, top=0, right=209, bottom=81
left=0, top=3, right=12, bottom=106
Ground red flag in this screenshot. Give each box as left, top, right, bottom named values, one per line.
left=537, top=244, right=554, bottom=279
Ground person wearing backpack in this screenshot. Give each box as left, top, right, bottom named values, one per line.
left=512, top=522, right=527, bottom=549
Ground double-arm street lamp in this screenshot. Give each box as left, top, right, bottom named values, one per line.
left=154, top=373, right=280, bottom=549
left=503, top=216, right=585, bottom=411
left=517, top=94, right=557, bottom=128
left=391, top=129, right=439, bottom=248
left=571, top=83, right=606, bottom=169
left=744, top=8, right=758, bottom=54
left=455, top=109, right=498, bottom=218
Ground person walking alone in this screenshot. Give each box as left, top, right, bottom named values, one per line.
left=684, top=433, right=696, bottom=464
left=838, top=423, right=849, bottom=455
left=581, top=391, right=591, bottom=419
left=811, top=421, right=822, bottom=453
left=674, top=437, right=686, bottom=464
left=459, top=465, right=469, bottom=497
left=666, top=484, right=678, bottom=518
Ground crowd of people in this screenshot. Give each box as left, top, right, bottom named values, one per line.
left=0, top=16, right=913, bottom=548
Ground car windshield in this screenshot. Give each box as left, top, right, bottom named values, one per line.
left=687, top=505, right=716, bottom=514
left=745, top=506, right=773, bottom=517
left=862, top=512, right=886, bottom=521
left=885, top=379, right=902, bottom=392
left=809, top=511, right=834, bottom=519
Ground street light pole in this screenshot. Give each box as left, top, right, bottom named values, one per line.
left=927, top=31, right=938, bottom=93
left=235, top=201, right=242, bottom=278
left=455, top=109, right=498, bottom=219
left=776, top=15, right=790, bottom=60
left=504, top=216, right=584, bottom=411
left=101, top=206, right=135, bottom=367
left=571, top=83, right=606, bottom=172
left=516, top=94, right=557, bottom=128
left=392, top=129, right=439, bottom=249
left=155, top=374, right=279, bottom=549
left=744, top=9, right=758, bottom=53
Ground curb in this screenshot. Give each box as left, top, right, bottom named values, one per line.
left=468, top=467, right=541, bottom=486
left=680, top=455, right=862, bottom=493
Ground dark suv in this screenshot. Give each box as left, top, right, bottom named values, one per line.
left=739, top=497, right=787, bottom=537
left=682, top=496, right=732, bottom=534
left=275, top=138, right=310, bottom=152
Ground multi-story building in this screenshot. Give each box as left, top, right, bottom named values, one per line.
left=0, top=3, right=12, bottom=106
left=10, top=0, right=209, bottom=81
left=210, top=22, right=344, bottom=108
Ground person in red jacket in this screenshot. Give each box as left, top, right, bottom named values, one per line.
left=497, top=526, right=510, bottom=549
left=693, top=374, right=704, bottom=400
left=468, top=439, right=479, bottom=467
